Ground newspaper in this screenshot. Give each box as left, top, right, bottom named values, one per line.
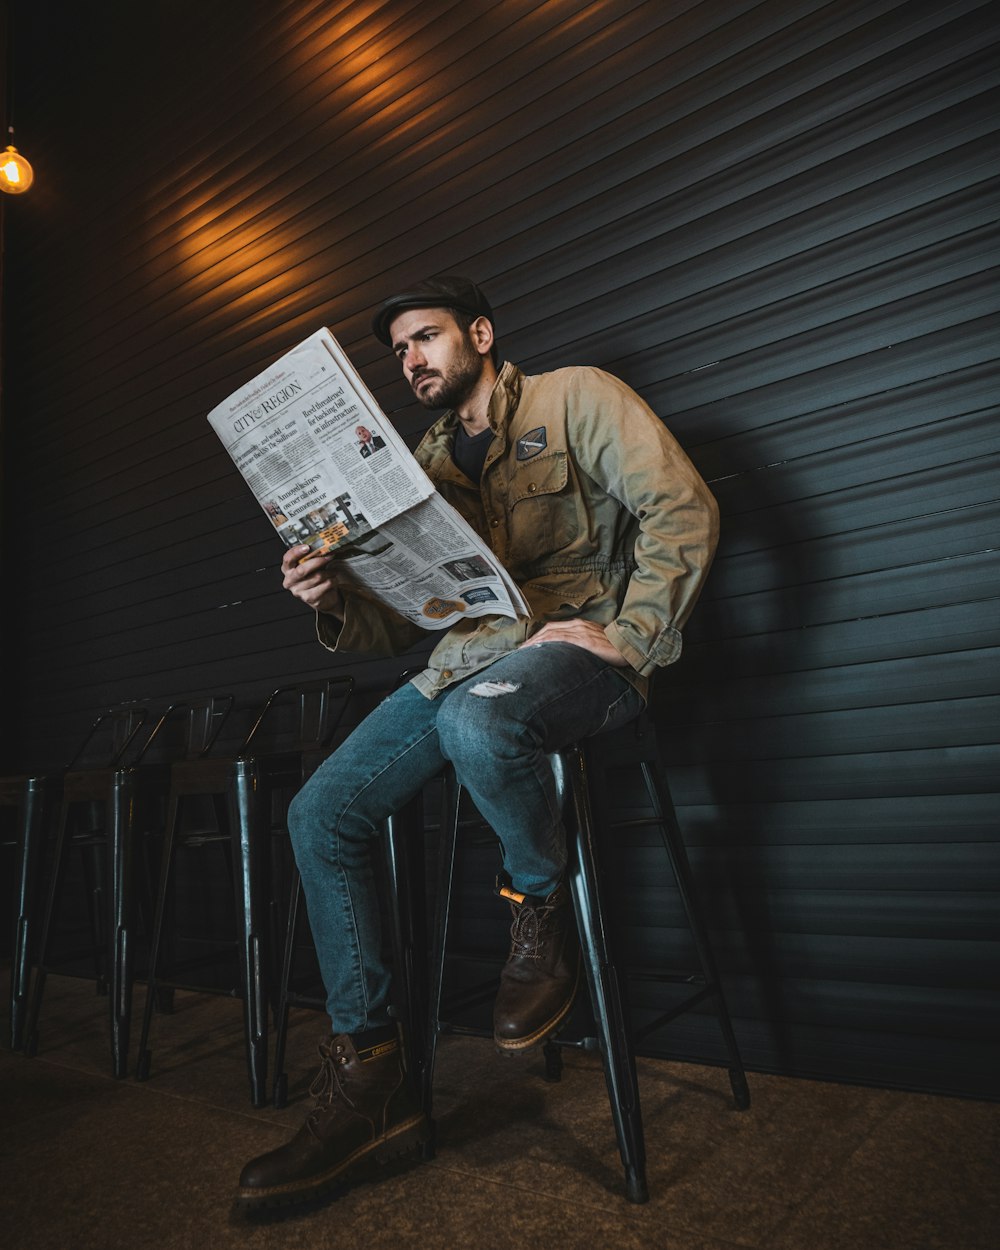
left=207, top=327, right=529, bottom=630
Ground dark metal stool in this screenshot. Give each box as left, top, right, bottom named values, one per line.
left=19, top=701, right=238, bottom=1074
left=136, top=679, right=353, bottom=1107
left=21, top=705, right=150, bottom=1069
left=392, top=713, right=750, bottom=1204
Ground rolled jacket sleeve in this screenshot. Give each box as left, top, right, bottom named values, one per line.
left=315, top=588, right=426, bottom=657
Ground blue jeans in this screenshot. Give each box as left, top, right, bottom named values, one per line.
left=287, top=641, right=644, bottom=1033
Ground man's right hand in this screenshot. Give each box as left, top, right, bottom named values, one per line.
left=281, top=545, right=345, bottom=617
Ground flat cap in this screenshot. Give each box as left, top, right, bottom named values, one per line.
left=371, top=275, right=494, bottom=346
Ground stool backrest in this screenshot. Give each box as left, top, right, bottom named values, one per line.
left=184, top=695, right=235, bottom=759
left=238, top=676, right=354, bottom=758
left=64, top=706, right=148, bottom=773
left=134, top=695, right=235, bottom=764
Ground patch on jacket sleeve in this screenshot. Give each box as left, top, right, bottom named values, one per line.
left=516, top=427, right=547, bottom=460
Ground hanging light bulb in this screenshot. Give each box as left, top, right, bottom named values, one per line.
left=2, top=4, right=34, bottom=195
left=0, top=142, right=33, bottom=194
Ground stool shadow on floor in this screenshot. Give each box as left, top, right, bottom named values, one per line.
left=426, top=1046, right=643, bottom=1199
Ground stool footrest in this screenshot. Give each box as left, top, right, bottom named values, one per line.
left=628, top=969, right=704, bottom=985
left=547, top=1034, right=602, bottom=1053
left=632, top=985, right=719, bottom=1044
left=279, top=990, right=325, bottom=1012
left=437, top=1022, right=492, bottom=1039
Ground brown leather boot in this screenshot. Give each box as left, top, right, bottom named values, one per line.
left=236, top=1029, right=427, bottom=1209
left=493, top=879, right=581, bottom=1052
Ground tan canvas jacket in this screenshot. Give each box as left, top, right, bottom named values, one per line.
left=316, top=362, right=719, bottom=699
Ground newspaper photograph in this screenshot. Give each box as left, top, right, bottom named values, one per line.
left=207, top=327, right=529, bottom=630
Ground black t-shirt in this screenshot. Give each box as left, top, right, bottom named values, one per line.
left=452, top=424, right=495, bottom=484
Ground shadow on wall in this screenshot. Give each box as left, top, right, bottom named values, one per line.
left=657, top=462, right=812, bottom=1076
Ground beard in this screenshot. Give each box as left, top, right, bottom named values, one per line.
left=410, top=334, right=485, bottom=410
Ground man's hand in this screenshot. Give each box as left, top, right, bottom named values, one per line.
left=281, top=545, right=345, bottom=617
left=520, top=618, right=628, bottom=666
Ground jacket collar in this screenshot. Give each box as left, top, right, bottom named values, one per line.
left=415, top=361, right=524, bottom=484
left=486, top=360, right=524, bottom=437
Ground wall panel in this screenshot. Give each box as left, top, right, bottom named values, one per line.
left=3, top=0, right=998, bottom=1097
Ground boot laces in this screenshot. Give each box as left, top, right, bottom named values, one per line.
left=305, top=1037, right=350, bottom=1137
left=509, top=898, right=556, bottom=959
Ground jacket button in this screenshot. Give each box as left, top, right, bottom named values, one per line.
left=490, top=518, right=499, bottom=528
left=527, top=482, right=537, bottom=493
left=441, top=670, right=453, bottom=679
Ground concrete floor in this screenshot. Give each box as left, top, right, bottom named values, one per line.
left=2, top=972, right=998, bottom=1250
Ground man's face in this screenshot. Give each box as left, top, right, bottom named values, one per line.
left=356, top=426, right=372, bottom=444
left=389, top=307, right=486, bottom=410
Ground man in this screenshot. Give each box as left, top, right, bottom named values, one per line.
left=356, top=424, right=386, bottom=457
left=237, top=276, right=719, bottom=1209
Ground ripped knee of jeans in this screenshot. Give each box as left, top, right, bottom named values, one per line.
left=468, top=679, right=522, bottom=698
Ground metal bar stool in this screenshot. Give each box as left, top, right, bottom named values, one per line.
left=394, top=712, right=750, bottom=1204
left=134, top=692, right=278, bottom=1105
left=21, top=705, right=150, bottom=1068
left=20, top=701, right=237, bottom=1075
left=136, top=679, right=353, bottom=1107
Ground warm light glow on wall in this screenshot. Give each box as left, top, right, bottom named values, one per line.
left=0, top=143, right=33, bottom=194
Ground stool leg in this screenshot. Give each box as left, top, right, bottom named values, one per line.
left=542, top=1037, right=564, bottom=1082
left=271, top=865, right=302, bottom=1108
left=108, top=767, right=138, bottom=1079
left=230, top=759, right=268, bottom=1108
left=135, top=789, right=182, bottom=1080
left=554, top=749, right=649, bottom=1204
left=10, top=777, right=49, bottom=1052
left=422, top=767, right=461, bottom=1143
left=386, top=773, right=457, bottom=1162
left=639, top=760, right=750, bottom=1110
left=22, top=798, right=73, bottom=1057
left=79, top=811, right=108, bottom=995
left=384, top=796, right=427, bottom=1082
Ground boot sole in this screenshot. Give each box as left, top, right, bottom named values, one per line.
left=493, top=958, right=581, bottom=1054
left=235, top=1114, right=429, bottom=1210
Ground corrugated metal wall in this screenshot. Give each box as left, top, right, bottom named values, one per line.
left=2, top=0, right=998, bottom=1096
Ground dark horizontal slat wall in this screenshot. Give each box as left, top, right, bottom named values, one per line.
left=3, top=0, right=998, bottom=1096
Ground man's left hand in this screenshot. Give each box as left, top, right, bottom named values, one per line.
left=520, top=619, right=629, bottom=666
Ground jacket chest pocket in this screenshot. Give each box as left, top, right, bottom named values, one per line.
left=502, top=451, right=573, bottom=560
